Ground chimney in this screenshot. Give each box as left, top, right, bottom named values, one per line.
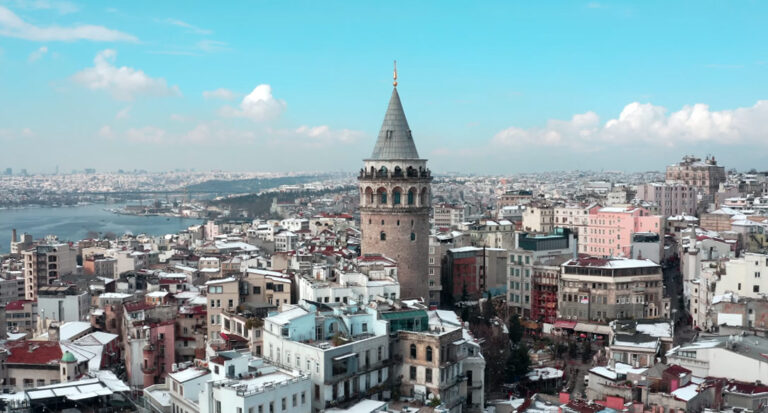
left=573, top=237, right=578, bottom=261
left=12, top=229, right=16, bottom=243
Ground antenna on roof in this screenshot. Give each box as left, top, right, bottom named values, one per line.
left=393, top=60, right=398, bottom=87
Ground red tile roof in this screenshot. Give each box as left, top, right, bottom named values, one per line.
left=124, top=301, right=155, bottom=312
left=665, top=365, right=692, bottom=376
left=5, top=300, right=35, bottom=311
left=6, top=341, right=62, bottom=365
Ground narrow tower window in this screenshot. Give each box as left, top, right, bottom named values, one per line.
left=407, top=190, right=415, bottom=205
left=380, top=232, right=386, bottom=241
left=410, top=232, right=416, bottom=241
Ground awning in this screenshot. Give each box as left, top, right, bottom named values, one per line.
left=521, top=320, right=539, bottom=329
left=574, top=323, right=612, bottom=335
left=553, top=320, right=577, bottom=329
left=332, top=353, right=357, bottom=361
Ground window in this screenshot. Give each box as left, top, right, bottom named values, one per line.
left=410, top=232, right=416, bottom=241
left=315, top=385, right=320, bottom=400
left=380, top=191, right=387, bottom=204
left=378, top=346, right=382, bottom=361
left=408, top=190, right=415, bottom=205
left=362, top=322, right=368, bottom=332
left=301, top=391, right=306, bottom=404
left=410, top=366, right=417, bottom=380
left=380, top=232, right=386, bottom=241
left=426, top=346, right=433, bottom=362
left=426, top=368, right=432, bottom=383
left=756, top=272, right=762, bottom=278
left=755, top=285, right=760, bottom=293
left=292, top=394, right=297, bottom=407
left=253, top=286, right=261, bottom=294
left=394, top=191, right=401, bottom=205
left=410, top=344, right=417, bottom=359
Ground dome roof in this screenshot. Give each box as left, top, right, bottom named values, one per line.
left=61, top=351, right=77, bottom=363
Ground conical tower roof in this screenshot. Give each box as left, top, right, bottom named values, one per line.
left=370, top=88, right=420, bottom=160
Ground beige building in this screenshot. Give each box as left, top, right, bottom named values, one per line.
left=559, top=257, right=664, bottom=322
left=665, top=155, right=726, bottom=196
left=206, top=277, right=241, bottom=341
left=242, top=268, right=291, bottom=314
left=22, top=244, right=77, bottom=300
left=522, top=204, right=554, bottom=233
left=433, top=204, right=465, bottom=229
left=554, top=204, right=600, bottom=234
left=394, top=310, right=485, bottom=413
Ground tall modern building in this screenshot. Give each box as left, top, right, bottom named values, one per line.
left=358, top=68, right=432, bottom=300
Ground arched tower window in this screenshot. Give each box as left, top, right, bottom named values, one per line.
left=377, top=188, right=387, bottom=205
left=394, top=166, right=403, bottom=177
left=380, top=232, right=386, bottom=241
left=379, top=166, right=388, bottom=178
left=410, top=232, right=416, bottom=241
left=393, top=187, right=402, bottom=205
left=407, top=188, right=416, bottom=205
left=426, top=346, right=433, bottom=362
left=420, top=187, right=428, bottom=206
left=364, top=187, right=374, bottom=206
left=410, top=344, right=417, bottom=359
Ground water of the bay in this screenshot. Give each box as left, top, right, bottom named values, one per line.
left=0, top=203, right=204, bottom=253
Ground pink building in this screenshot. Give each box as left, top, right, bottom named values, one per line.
left=579, top=206, right=663, bottom=258
left=636, top=183, right=696, bottom=217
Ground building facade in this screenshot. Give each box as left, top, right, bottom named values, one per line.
left=559, top=257, right=664, bottom=322
left=665, top=155, right=727, bottom=196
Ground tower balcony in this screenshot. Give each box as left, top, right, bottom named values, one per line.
left=358, top=168, right=432, bottom=181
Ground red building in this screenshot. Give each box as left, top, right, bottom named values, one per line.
left=441, top=246, right=482, bottom=304
left=531, top=265, right=560, bottom=324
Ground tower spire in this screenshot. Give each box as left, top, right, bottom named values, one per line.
left=393, top=60, right=398, bottom=87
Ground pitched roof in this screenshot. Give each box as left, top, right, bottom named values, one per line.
left=6, top=340, right=62, bottom=365
left=369, top=88, right=420, bottom=160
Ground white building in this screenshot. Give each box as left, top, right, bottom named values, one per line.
left=199, top=351, right=311, bottom=413
left=715, top=252, right=768, bottom=299
left=666, top=335, right=768, bottom=383
left=297, top=270, right=399, bottom=306
left=262, top=303, right=390, bottom=412
left=274, top=231, right=298, bottom=252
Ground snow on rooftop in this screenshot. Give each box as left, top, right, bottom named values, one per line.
left=636, top=322, right=672, bottom=338
left=672, top=383, right=700, bottom=401
left=169, top=367, right=210, bottom=383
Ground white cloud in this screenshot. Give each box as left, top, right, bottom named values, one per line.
left=98, top=125, right=114, bottom=138
left=294, top=125, right=364, bottom=144
left=72, top=49, right=181, bottom=101
left=115, top=106, right=131, bottom=119
left=27, top=45, right=46, bottom=62
left=124, top=126, right=167, bottom=144
left=21, top=127, right=33, bottom=136
left=196, top=39, right=228, bottom=52
left=8, top=0, right=78, bottom=14
left=0, top=5, right=137, bottom=42
left=221, top=84, right=286, bottom=121
left=492, top=100, right=768, bottom=149
left=202, top=88, right=238, bottom=101
left=160, top=18, right=211, bottom=35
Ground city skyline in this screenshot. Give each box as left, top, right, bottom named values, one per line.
left=2, top=1, right=768, bottom=173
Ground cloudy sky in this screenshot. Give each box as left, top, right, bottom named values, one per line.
left=1, top=1, right=767, bottom=174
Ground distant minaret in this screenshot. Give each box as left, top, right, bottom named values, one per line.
left=358, top=62, right=432, bottom=300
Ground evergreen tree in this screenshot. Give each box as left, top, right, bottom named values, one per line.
left=508, top=314, right=523, bottom=344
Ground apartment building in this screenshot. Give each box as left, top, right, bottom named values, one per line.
left=262, top=303, right=390, bottom=413
left=636, top=183, right=697, bottom=217
left=714, top=252, right=768, bottom=299
left=508, top=229, right=575, bottom=317
left=428, top=232, right=471, bottom=307
left=559, top=257, right=664, bottom=322
left=522, top=204, right=554, bottom=233
left=206, top=277, right=241, bottom=341
left=554, top=204, right=601, bottom=235
left=392, top=308, right=485, bottom=413
left=433, top=204, right=465, bottom=229
left=22, top=243, right=77, bottom=300
left=579, top=206, right=663, bottom=258
left=665, top=155, right=726, bottom=196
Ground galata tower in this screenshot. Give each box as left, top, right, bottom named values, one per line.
left=358, top=64, right=432, bottom=300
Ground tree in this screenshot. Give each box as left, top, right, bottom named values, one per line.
left=508, top=314, right=523, bottom=344
left=581, top=341, right=592, bottom=363
left=482, top=291, right=495, bottom=325
left=568, top=341, right=578, bottom=359
left=506, top=343, right=531, bottom=382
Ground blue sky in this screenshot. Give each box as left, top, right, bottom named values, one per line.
left=1, top=1, right=767, bottom=174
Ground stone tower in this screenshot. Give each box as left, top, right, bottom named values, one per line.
left=358, top=68, right=432, bottom=300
